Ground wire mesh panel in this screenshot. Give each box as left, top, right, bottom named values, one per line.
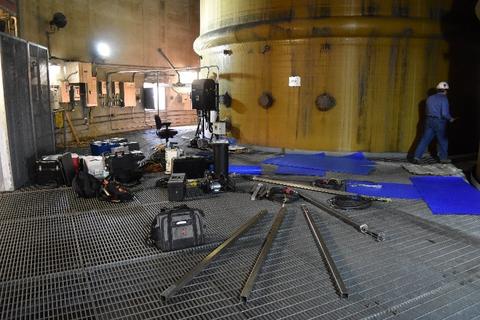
left=0, top=216, right=82, bottom=282
left=2, top=151, right=480, bottom=319
left=0, top=270, right=95, bottom=320
left=0, top=189, right=69, bottom=221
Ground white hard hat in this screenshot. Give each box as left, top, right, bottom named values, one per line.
left=436, top=81, right=449, bottom=90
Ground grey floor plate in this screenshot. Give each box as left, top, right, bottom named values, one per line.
left=2, top=130, right=480, bottom=319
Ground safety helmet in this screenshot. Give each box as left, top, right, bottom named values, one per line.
left=436, top=81, right=449, bottom=90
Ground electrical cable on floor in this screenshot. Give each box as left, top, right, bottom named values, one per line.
left=329, top=195, right=372, bottom=210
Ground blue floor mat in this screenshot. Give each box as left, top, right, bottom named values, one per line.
left=275, top=166, right=325, bottom=177
left=346, top=180, right=421, bottom=199
left=229, top=165, right=262, bottom=175
left=263, top=152, right=375, bottom=175
left=262, top=153, right=325, bottom=165
left=411, top=176, right=480, bottom=215
left=341, top=152, right=367, bottom=160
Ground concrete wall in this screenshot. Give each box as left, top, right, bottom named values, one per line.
left=19, top=0, right=199, bottom=67
left=18, top=0, right=199, bottom=145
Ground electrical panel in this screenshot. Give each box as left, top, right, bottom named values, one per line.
left=64, top=62, right=92, bottom=84
left=112, top=81, right=120, bottom=95
left=87, top=76, right=97, bottom=106
left=213, top=122, right=226, bottom=135
left=59, top=81, right=70, bottom=103
left=71, top=85, right=81, bottom=101
left=123, top=82, right=136, bottom=107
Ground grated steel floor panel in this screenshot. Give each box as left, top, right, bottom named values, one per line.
left=2, top=129, right=480, bottom=319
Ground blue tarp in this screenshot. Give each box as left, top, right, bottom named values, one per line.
left=411, top=176, right=480, bottom=215
left=263, top=153, right=325, bottom=165
left=346, top=180, right=421, bottom=200
left=263, top=152, right=375, bottom=175
left=228, top=165, right=262, bottom=175
left=341, top=152, right=367, bottom=160
left=275, top=166, right=325, bottom=176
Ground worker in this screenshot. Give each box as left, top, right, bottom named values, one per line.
left=411, top=81, right=456, bottom=164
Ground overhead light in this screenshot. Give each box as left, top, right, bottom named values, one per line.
left=96, top=42, right=111, bottom=58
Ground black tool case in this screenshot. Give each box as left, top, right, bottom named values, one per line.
left=168, top=173, right=186, bottom=201
left=35, top=156, right=65, bottom=186
left=150, top=205, right=206, bottom=251
left=106, top=152, right=144, bottom=183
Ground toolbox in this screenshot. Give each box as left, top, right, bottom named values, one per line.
left=168, top=173, right=186, bottom=201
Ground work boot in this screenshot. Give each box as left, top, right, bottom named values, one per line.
left=409, top=158, right=421, bottom=165
left=439, top=159, right=452, bottom=164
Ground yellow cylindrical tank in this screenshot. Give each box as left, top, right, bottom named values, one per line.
left=195, top=0, right=453, bottom=152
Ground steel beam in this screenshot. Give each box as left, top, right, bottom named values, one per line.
left=301, top=205, right=348, bottom=298
left=366, top=229, right=386, bottom=242
left=161, top=209, right=268, bottom=301
left=299, top=192, right=368, bottom=234
left=240, top=207, right=287, bottom=302
left=252, top=176, right=391, bottom=202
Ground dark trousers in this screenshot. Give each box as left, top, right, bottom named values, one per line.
left=414, top=117, right=448, bottom=160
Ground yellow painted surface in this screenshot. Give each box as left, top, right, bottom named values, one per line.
left=196, top=0, right=452, bottom=152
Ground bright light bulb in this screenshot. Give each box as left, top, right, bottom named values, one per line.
left=96, top=42, right=111, bottom=58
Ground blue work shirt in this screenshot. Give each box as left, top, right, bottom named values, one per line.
left=426, top=93, right=452, bottom=121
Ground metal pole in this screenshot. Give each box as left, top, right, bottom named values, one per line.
left=240, top=207, right=286, bottom=302
left=251, top=176, right=390, bottom=202
left=299, top=192, right=368, bottom=234
left=157, top=48, right=181, bottom=82
left=366, top=230, right=386, bottom=242
left=156, top=71, right=160, bottom=117
left=26, top=44, right=38, bottom=159
left=301, top=205, right=348, bottom=298
left=63, top=109, right=67, bottom=149
left=161, top=209, right=268, bottom=301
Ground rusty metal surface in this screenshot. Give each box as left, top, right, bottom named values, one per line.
left=196, top=0, right=453, bottom=152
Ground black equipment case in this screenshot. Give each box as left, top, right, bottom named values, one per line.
left=168, top=173, right=186, bottom=201
left=35, top=158, right=65, bottom=186
left=150, top=205, right=206, bottom=251
left=191, top=79, right=217, bottom=111
left=106, top=151, right=145, bottom=184
left=172, top=156, right=210, bottom=179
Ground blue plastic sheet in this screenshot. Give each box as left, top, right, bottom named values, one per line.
left=341, top=152, right=366, bottom=160
left=411, top=176, right=480, bottom=215
left=275, top=166, right=325, bottom=177
left=263, top=152, right=375, bottom=175
left=228, top=165, right=262, bottom=175
left=346, top=180, right=420, bottom=199
left=263, top=153, right=325, bottom=165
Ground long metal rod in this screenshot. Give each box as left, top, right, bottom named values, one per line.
left=301, top=205, right=348, bottom=298
left=26, top=44, right=38, bottom=160
left=252, top=176, right=391, bottom=202
left=161, top=209, right=268, bottom=301
left=366, top=229, right=386, bottom=242
left=157, top=48, right=181, bottom=81
left=240, top=207, right=286, bottom=302
left=299, top=192, right=368, bottom=234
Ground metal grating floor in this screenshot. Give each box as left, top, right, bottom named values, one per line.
left=2, top=130, right=480, bottom=319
